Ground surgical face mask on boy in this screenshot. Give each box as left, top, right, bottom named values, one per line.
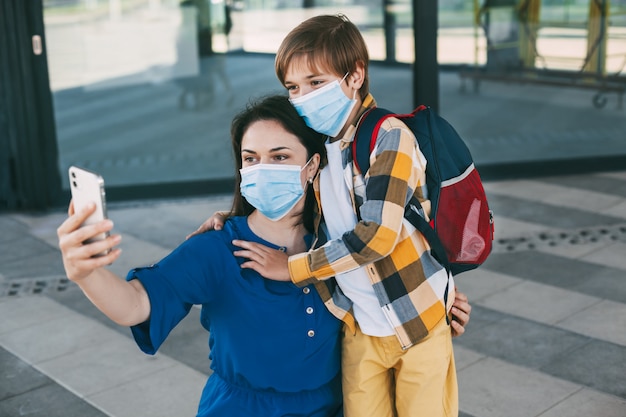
left=290, top=73, right=357, bottom=138
left=239, top=158, right=313, bottom=221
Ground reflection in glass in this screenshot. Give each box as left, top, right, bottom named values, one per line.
left=42, top=1, right=626, bottom=195
left=45, top=0, right=245, bottom=189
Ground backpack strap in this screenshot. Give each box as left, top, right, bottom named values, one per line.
left=352, top=106, right=452, bottom=274
left=404, top=198, right=451, bottom=324
left=353, top=106, right=452, bottom=323
left=352, top=107, right=395, bottom=174
left=352, top=106, right=428, bottom=174
left=404, top=197, right=451, bottom=273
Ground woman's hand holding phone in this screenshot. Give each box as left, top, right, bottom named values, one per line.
left=68, top=166, right=110, bottom=253
left=57, top=200, right=122, bottom=283
left=61, top=166, right=122, bottom=282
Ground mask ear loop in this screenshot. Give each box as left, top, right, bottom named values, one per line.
left=340, top=72, right=358, bottom=100
left=300, top=156, right=314, bottom=172
left=302, top=155, right=318, bottom=185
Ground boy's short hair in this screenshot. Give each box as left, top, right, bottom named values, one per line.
left=275, top=14, right=370, bottom=100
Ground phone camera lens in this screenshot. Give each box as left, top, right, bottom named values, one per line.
left=72, top=181, right=78, bottom=188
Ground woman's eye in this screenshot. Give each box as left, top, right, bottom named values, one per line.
left=275, top=155, right=288, bottom=161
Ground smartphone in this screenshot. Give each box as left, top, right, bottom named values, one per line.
left=68, top=166, right=110, bottom=256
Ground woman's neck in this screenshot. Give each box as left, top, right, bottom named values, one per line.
left=247, top=210, right=309, bottom=255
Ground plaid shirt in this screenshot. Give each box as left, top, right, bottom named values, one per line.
left=288, top=94, right=454, bottom=349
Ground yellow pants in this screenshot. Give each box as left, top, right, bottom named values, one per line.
left=341, top=318, right=458, bottom=417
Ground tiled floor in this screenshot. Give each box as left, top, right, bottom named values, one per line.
left=2, top=170, right=626, bottom=416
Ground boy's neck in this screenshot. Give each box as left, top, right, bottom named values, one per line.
left=328, top=95, right=364, bottom=142
left=328, top=136, right=342, bottom=143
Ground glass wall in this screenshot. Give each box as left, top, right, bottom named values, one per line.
left=45, top=0, right=253, bottom=191
left=43, top=0, right=626, bottom=195
left=438, top=0, right=626, bottom=170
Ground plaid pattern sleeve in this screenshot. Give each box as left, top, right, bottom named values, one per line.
left=290, top=105, right=429, bottom=284
left=288, top=94, right=453, bottom=347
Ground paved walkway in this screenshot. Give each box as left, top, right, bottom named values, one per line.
left=2, top=168, right=626, bottom=416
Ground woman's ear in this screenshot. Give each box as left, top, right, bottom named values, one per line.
left=306, top=153, right=321, bottom=179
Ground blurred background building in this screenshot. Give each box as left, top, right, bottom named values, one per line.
left=2, top=0, right=626, bottom=210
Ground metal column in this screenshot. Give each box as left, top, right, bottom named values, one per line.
left=518, top=0, right=542, bottom=69
left=583, top=0, right=609, bottom=75
left=0, top=0, right=61, bottom=210
left=412, top=0, right=439, bottom=111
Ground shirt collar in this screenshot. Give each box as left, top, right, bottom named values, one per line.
left=339, top=93, right=377, bottom=146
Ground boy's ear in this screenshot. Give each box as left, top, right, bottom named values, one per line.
left=349, top=61, right=366, bottom=90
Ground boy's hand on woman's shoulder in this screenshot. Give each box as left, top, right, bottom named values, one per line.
left=232, top=240, right=292, bottom=282
left=187, top=211, right=227, bottom=240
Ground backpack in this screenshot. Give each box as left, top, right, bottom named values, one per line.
left=352, top=105, right=494, bottom=276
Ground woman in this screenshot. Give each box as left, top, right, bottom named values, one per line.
left=57, top=95, right=342, bottom=417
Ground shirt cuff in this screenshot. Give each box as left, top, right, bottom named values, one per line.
left=288, top=252, right=315, bottom=286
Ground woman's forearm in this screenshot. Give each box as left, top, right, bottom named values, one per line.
left=76, top=268, right=151, bottom=326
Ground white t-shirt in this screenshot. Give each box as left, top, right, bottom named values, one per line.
left=319, top=140, right=394, bottom=337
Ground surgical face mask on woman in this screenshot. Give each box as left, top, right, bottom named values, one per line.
left=239, top=158, right=313, bottom=221
left=289, top=73, right=357, bottom=138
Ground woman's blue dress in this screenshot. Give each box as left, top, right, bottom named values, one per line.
left=126, top=216, right=343, bottom=417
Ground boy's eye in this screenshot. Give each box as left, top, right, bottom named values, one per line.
left=286, top=85, right=298, bottom=91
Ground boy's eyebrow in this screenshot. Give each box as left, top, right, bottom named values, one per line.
left=284, top=72, right=322, bottom=84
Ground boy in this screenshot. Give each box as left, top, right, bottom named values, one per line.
left=197, top=14, right=465, bottom=417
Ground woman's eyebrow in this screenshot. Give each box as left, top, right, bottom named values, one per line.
left=242, top=146, right=292, bottom=154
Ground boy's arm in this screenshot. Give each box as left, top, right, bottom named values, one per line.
left=290, top=119, right=425, bottom=285
left=186, top=210, right=230, bottom=239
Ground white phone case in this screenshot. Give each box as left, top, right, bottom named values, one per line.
left=68, top=166, right=110, bottom=255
